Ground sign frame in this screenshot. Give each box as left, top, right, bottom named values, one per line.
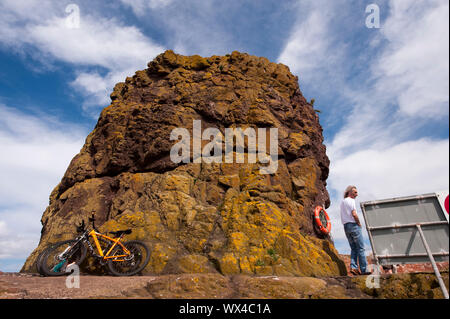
left=360, top=192, right=449, bottom=299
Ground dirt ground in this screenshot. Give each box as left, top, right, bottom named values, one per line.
left=0, top=272, right=369, bottom=299
left=1, top=271, right=447, bottom=299
left=0, top=272, right=153, bottom=299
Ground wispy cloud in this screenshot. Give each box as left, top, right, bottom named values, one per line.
left=119, top=0, right=298, bottom=60
left=277, top=0, right=343, bottom=81
left=373, top=0, right=449, bottom=117
left=277, top=0, right=368, bottom=126
left=0, top=0, right=165, bottom=116
left=0, top=0, right=447, bottom=265
left=27, top=15, right=163, bottom=70
left=121, top=0, right=235, bottom=57
left=278, top=0, right=449, bottom=251
left=328, top=0, right=449, bottom=157
left=328, top=138, right=449, bottom=246
left=119, top=0, right=174, bottom=15
left=0, top=105, right=85, bottom=269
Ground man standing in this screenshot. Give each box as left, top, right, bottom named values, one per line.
left=340, top=185, right=370, bottom=275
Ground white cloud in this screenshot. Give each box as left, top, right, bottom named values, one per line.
left=27, top=15, right=163, bottom=70
left=0, top=1, right=165, bottom=115
left=277, top=0, right=345, bottom=83
left=326, top=0, right=449, bottom=202
left=330, top=5, right=448, bottom=244
left=330, top=138, right=449, bottom=200
left=70, top=70, right=132, bottom=112
left=120, top=0, right=174, bottom=15
left=327, top=138, right=449, bottom=241
left=276, top=0, right=356, bottom=123
left=0, top=105, right=86, bottom=269
left=278, top=0, right=449, bottom=257
left=30, top=13, right=164, bottom=113
left=0, top=0, right=58, bottom=45
left=277, top=9, right=328, bottom=73
left=0, top=221, right=8, bottom=237
left=120, top=0, right=234, bottom=57
left=373, top=0, right=449, bottom=117
left=71, top=72, right=110, bottom=107
left=0, top=213, right=41, bottom=261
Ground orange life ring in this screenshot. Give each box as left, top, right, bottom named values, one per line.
left=314, top=206, right=331, bottom=235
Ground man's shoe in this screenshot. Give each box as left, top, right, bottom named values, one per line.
left=350, top=268, right=360, bottom=276
left=361, top=271, right=372, bottom=275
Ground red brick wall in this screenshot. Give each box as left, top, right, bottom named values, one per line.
left=339, top=254, right=449, bottom=275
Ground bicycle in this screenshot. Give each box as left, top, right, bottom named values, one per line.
left=37, top=213, right=150, bottom=276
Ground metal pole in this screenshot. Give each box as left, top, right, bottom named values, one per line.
left=377, top=252, right=449, bottom=259
left=416, top=224, right=449, bottom=299
left=360, top=193, right=437, bottom=206
left=360, top=204, right=381, bottom=271
left=368, top=220, right=448, bottom=231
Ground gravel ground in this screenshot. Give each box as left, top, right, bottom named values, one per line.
left=0, top=272, right=156, bottom=299
left=0, top=272, right=370, bottom=299
left=3, top=271, right=445, bottom=299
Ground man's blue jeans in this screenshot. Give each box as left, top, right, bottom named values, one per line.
left=344, top=222, right=367, bottom=272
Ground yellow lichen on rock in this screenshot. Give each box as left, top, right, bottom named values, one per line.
left=21, top=51, right=343, bottom=278
left=219, top=253, right=240, bottom=274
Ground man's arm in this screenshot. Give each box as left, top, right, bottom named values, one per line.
left=352, top=210, right=361, bottom=227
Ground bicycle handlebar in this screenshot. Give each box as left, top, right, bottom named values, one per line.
left=89, top=213, right=99, bottom=232
left=76, top=212, right=98, bottom=233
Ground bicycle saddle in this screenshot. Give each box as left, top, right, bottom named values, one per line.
left=109, top=229, right=132, bottom=237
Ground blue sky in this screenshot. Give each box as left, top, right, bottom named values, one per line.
left=0, top=0, right=448, bottom=272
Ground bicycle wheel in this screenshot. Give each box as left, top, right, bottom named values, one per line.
left=107, top=240, right=150, bottom=276
left=39, top=240, right=87, bottom=276
left=35, top=245, right=55, bottom=275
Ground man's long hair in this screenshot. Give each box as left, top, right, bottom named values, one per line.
left=344, top=185, right=357, bottom=198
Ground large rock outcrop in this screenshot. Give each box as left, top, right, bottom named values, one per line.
left=22, top=50, right=346, bottom=276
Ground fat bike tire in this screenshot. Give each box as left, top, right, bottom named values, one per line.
left=107, top=240, right=150, bottom=276
left=39, top=240, right=87, bottom=277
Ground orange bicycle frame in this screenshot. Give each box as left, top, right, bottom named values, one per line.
left=89, top=230, right=131, bottom=261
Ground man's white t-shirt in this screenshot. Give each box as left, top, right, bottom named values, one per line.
left=340, top=197, right=357, bottom=225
